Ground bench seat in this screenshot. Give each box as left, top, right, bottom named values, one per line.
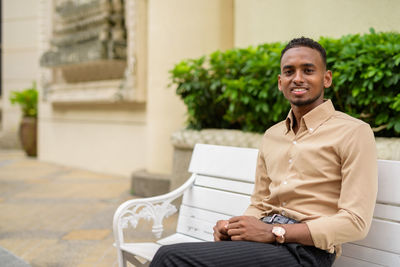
left=113, top=144, right=400, bottom=267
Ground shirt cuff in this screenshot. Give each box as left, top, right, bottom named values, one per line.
left=305, top=219, right=336, bottom=254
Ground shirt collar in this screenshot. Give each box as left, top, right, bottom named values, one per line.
left=285, top=99, right=336, bottom=134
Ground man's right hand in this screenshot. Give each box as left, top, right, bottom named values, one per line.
left=213, top=220, right=230, bottom=241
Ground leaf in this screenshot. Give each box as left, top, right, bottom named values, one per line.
left=170, top=31, right=400, bottom=136
left=395, top=121, right=400, bottom=133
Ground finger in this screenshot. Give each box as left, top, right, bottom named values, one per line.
left=227, top=228, right=243, bottom=236
left=226, top=222, right=242, bottom=230
left=230, top=235, right=243, bottom=241
left=214, top=226, right=230, bottom=240
left=216, top=220, right=229, bottom=232
left=220, top=225, right=229, bottom=235
left=215, top=233, right=230, bottom=241
left=228, top=216, right=242, bottom=223
left=213, top=233, right=220, bottom=241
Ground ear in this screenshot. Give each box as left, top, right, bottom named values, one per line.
left=278, top=74, right=282, bottom=91
left=324, top=70, right=332, bottom=88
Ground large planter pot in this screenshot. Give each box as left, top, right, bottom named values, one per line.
left=19, top=117, right=37, bottom=157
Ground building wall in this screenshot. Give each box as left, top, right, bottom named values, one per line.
left=37, top=0, right=149, bottom=176
left=38, top=0, right=234, bottom=177
left=1, top=0, right=40, bottom=148
left=234, top=0, right=400, bottom=47
left=145, top=0, right=234, bottom=174
left=39, top=103, right=147, bottom=176
left=3, top=0, right=399, bottom=177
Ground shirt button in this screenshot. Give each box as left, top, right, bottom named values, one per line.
left=283, top=181, right=288, bottom=185
left=309, top=128, right=314, bottom=133
left=293, top=141, right=297, bottom=145
left=288, top=159, right=293, bottom=164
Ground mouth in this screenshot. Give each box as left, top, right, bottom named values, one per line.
left=291, top=87, right=308, bottom=95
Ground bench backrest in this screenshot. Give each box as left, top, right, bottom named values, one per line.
left=178, top=144, right=400, bottom=267
left=334, top=159, right=400, bottom=267
left=178, top=144, right=257, bottom=241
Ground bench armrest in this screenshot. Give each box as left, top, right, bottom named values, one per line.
left=113, top=173, right=196, bottom=246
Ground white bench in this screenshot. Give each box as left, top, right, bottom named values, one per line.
left=113, top=144, right=400, bottom=267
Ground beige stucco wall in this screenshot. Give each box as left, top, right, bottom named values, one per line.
left=37, top=0, right=149, bottom=177
left=39, top=103, right=147, bottom=176
left=1, top=0, right=40, bottom=148
left=5, top=0, right=399, bottom=177
left=37, top=0, right=234, bottom=176
left=234, top=0, right=400, bottom=47
left=145, top=0, right=234, bottom=174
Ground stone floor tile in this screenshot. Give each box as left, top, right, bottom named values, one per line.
left=62, top=229, right=111, bottom=241
left=0, top=150, right=178, bottom=266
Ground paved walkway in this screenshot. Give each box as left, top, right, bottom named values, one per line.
left=0, top=150, right=177, bottom=267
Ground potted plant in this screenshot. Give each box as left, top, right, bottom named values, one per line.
left=9, top=82, right=38, bottom=157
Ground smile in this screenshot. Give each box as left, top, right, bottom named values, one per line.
left=291, top=88, right=308, bottom=95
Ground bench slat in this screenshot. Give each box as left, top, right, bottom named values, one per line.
left=177, top=205, right=231, bottom=240
left=374, top=203, right=400, bottom=222
left=353, top=218, right=400, bottom=254
left=377, top=160, right=400, bottom=205
left=333, top=255, right=382, bottom=267
left=157, top=233, right=203, bottom=245
left=120, top=243, right=161, bottom=262
left=189, top=144, right=258, bottom=182
left=182, top=186, right=250, bottom=216
left=334, top=242, right=400, bottom=267
left=179, top=205, right=231, bottom=223
left=195, top=175, right=254, bottom=195
left=176, top=214, right=215, bottom=241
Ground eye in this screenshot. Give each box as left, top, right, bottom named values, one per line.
left=284, top=70, right=293, bottom=75
left=304, top=68, right=314, bottom=74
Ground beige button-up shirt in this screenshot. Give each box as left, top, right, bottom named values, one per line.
left=244, top=100, right=378, bottom=255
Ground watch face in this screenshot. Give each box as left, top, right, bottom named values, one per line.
left=272, top=226, right=286, bottom=244
left=272, top=226, right=286, bottom=236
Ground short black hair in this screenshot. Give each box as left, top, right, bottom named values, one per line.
left=280, top=37, right=327, bottom=67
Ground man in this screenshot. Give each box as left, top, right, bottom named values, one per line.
left=151, top=37, right=377, bottom=267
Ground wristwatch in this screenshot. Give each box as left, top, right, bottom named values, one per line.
left=272, top=226, right=286, bottom=243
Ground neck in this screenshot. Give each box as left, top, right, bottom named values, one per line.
left=291, top=100, right=324, bottom=134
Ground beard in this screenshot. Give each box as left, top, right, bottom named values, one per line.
left=289, top=88, right=324, bottom=107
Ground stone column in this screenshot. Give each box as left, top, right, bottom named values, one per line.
left=145, top=0, right=234, bottom=175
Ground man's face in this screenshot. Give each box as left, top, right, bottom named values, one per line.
left=278, top=46, right=332, bottom=109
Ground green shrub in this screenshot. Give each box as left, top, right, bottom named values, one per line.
left=170, top=29, right=400, bottom=136
left=9, top=82, right=38, bottom=118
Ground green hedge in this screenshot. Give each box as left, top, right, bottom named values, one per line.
left=170, top=29, right=400, bottom=136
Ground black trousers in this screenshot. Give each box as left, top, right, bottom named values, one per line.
left=150, top=241, right=336, bottom=267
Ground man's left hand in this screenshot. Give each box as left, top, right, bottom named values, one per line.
left=226, top=216, right=275, bottom=243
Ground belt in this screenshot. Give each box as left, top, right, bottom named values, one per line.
left=261, top=214, right=299, bottom=224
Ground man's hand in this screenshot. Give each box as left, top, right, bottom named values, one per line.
left=226, top=216, right=275, bottom=243
left=213, top=220, right=230, bottom=241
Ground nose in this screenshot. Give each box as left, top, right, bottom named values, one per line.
left=293, top=70, right=304, bottom=84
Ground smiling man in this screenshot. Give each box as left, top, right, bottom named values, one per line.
left=150, top=37, right=378, bottom=267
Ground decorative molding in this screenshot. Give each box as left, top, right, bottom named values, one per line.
left=41, top=0, right=126, bottom=68
left=48, top=79, right=124, bottom=103
left=38, top=0, right=54, bottom=101
left=38, top=0, right=146, bottom=104
left=113, top=174, right=196, bottom=243
left=120, top=0, right=137, bottom=101
left=120, top=202, right=177, bottom=238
